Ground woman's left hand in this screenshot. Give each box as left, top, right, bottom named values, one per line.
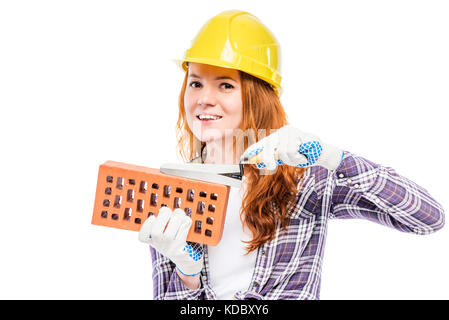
left=240, top=125, right=344, bottom=172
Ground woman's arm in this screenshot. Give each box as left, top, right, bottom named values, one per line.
left=331, top=151, right=445, bottom=234
left=238, top=125, right=444, bottom=232
left=150, top=247, right=204, bottom=300
left=176, top=268, right=201, bottom=290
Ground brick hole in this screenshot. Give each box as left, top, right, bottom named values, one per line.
left=101, top=210, right=108, bottom=218
left=174, top=197, right=181, bottom=209
left=152, top=183, right=159, bottom=189
left=163, top=185, right=171, bottom=197
left=113, top=195, right=122, bottom=209
left=139, top=181, right=147, bottom=193
left=187, top=189, right=194, bottom=202
left=116, top=177, right=124, bottom=190
left=194, top=221, right=202, bottom=233
left=123, top=208, right=132, bottom=221
left=106, top=176, right=113, bottom=183
left=127, top=189, right=134, bottom=202
left=197, top=201, right=205, bottom=214
left=210, top=193, right=218, bottom=200
left=199, top=191, right=207, bottom=198
left=105, top=187, right=112, bottom=195
left=150, top=193, right=158, bottom=206
left=137, top=199, right=144, bottom=212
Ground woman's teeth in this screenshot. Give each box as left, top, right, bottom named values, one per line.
left=197, top=115, right=222, bottom=120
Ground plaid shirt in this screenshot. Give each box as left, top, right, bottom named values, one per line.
left=149, top=151, right=445, bottom=300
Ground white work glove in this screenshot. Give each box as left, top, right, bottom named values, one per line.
left=138, top=206, right=203, bottom=277
left=240, top=125, right=344, bottom=172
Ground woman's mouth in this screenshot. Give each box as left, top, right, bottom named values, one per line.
left=196, top=114, right=223, bottom=122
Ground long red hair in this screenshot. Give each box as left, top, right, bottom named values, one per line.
left=176, top=70, right=305, bottom=253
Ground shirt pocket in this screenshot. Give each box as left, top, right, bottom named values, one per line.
left=268, top=213, right=316, bottom=290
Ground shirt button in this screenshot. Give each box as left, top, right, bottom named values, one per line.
left=338, top=173, right=344, bottom=178
left=261, top=250, right=266, bottom=255
left=253, top=281, right=260, bottom=287
left=346, top=178, right=352, bottom=184
left=353, top=183, right=360, bottom=188
left=375, top=198, right=381, bottom=204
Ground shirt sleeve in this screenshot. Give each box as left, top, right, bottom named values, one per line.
left=330, top=151, right=445, bottom=234
left=150, top=246, right=206, bottom=300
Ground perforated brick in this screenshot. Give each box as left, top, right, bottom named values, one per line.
left=92, top=161, right=230, bottom=246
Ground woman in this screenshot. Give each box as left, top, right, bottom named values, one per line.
left=138, top=10, right=445, bottom=300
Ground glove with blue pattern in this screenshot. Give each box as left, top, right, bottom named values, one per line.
left=240, top=125, right=344, bottom=172
left=138, top=206, right=203, bottom=276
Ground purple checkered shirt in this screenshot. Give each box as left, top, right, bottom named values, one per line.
left=149, top=151, right=445, bottom=299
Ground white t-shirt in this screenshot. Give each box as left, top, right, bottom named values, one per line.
left=207, top=182, right=258, bottom=299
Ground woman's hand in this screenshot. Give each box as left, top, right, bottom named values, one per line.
left=138, top=206, right=203, bottom=277
left=240, top=125, right=344, bottom=172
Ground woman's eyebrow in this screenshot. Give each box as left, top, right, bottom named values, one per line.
left=215, top=76, right=236, bottom=81
left=189, top=74, right=237, bottom=81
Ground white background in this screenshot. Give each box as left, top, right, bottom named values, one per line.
left=1, top=0, right=448, bottom=299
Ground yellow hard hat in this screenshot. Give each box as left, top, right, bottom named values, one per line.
left=177, top=10, right=282, bottom=95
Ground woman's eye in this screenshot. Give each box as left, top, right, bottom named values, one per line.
left=221, top=83, right=234, bottom=89
left=189, top=81, right=202, bottom=88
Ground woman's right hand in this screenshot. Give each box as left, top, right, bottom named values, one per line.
left=138, top=206, right=204, bottom=277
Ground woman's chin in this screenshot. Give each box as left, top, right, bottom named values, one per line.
left=197, top=130, right=224, bottom=143
left=201, top=134, right=222, bottom=143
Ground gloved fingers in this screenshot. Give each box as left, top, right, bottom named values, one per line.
left=298, top=140, right=323, bottom=167
left=150, top=206, right=173, bottom=241
left=162, top=208, right=185, bottom=241
left=240, top=140, right=265, bottom=164
left=276, top=127, right=306, bottom=166
left=240, top=128, right=280, bottom=163
left=256, top=145, right=278, bottom=171
left=277, top=126, right=324, bottom=168
left=278, top=142, right=309, bottom=167
left=174, top=212, right=193, bottom=242
left=240, top=135, right=279, bottom=171
left=138, top=214, right=156, bottom=243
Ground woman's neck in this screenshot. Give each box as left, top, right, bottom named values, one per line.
left=202, top=139, right=240, bottom=164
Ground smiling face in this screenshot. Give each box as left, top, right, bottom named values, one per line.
left=184, top=62, right=243, bottom=144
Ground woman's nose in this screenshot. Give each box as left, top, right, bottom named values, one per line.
left=198, top=85, right=217, bottom=106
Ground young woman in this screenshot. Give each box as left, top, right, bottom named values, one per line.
left=138, top=10, right=445, bottom=300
